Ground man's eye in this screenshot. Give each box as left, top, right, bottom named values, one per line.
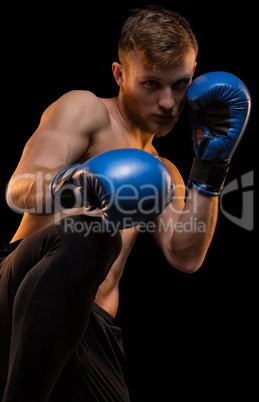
left=174, top=79, right=190, bottom=90
left=144, top=81, right=158, bottom=88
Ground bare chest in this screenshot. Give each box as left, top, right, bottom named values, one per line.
left=75, top=117, right=138, bottom=165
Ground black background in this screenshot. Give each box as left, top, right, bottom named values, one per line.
left=1, top=1, right=256, bottom=400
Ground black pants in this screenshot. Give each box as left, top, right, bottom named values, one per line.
left=0, top=215, right=128, bottom=401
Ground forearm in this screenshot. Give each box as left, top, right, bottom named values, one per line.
left=6, top=166, right=60, bottom=215
left=169, top=188, right=218, bottom=272
left=162, top=72, right=250, bottom=273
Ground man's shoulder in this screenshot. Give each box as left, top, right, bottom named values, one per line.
left=158, top=155, right=179, bottom=176
left=56, top=90, right=110, bottom=118
left=157, top=155, right=185, bottom=191
left=42, top=90, right=111, bottom=132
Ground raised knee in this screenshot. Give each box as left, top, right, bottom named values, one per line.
left=55, top=215, right=122, bottom=276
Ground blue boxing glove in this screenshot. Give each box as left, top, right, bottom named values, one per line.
left=51, top=149, right=174, bottom=229
left=186, top=71, right=251, bottom=196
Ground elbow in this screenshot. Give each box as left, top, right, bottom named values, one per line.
left=173, top=261, right=202, bottom=274
left=165, top=253, right=204, bottom=274
left=6, top=184, right=24, bottom=213
left=6, top=182, right=15, bottom=209
left=182, top=262, right=202, bottom=274
left=6, top=178, right=34, bottom=214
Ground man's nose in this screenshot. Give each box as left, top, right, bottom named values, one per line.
left=158, top=88, right=176, bottom=111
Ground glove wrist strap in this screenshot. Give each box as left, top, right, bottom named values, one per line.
left=50, top=165, right=81, bottom=208
left=189, top=157, right=230, bottom=195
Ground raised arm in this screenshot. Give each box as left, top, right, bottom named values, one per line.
left=153, top=72, right=251, bottom=273
left=152, top=160, right=218, bottom=273
left=6, top=91, right=110, bottom=214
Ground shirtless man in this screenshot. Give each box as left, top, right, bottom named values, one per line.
left=0, top=6, right=250, bottom=401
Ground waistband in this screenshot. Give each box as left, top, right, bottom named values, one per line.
left=92, top=302, right=115, bottom=325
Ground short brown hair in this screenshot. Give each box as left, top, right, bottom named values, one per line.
left=118, top=5, right=198, bottom=69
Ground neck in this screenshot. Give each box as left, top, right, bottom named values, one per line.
left=115, top=94, right=155, bottom=152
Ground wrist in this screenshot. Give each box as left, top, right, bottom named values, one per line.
left=188, top=157, right=231, bottom=196
left=50, top=164, right=81, bottom=208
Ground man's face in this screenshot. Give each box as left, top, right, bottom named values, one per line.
left=120, top=50, right=197, bottom=137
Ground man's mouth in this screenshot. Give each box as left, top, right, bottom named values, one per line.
left=152, top=113, right=174, bottom=122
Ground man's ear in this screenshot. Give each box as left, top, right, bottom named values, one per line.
left=112, top=62, right=125, bottom=87
left=192, top=62, right=197, bottom=79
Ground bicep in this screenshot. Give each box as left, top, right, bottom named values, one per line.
left=152, top=159, right=186, bottom=252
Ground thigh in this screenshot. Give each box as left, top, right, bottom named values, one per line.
left=0, top=215, right=122, bottom=380
left=50, top=303, right=130, bottom=402
left=1, top=215, right=122, bottom=305
left=0, top=223, right=63, bottom=378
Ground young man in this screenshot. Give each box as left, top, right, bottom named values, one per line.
left=0, top=6, right=250, bottom=401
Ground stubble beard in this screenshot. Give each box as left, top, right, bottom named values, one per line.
left=122, top=89, right=184, bottom=138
